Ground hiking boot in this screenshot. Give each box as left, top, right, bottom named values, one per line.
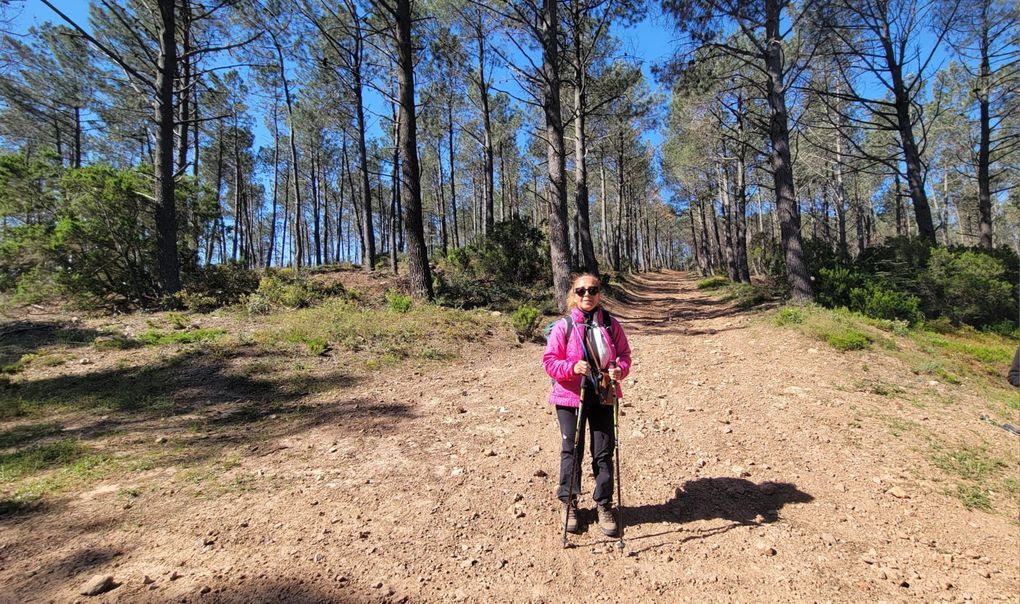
left=597, top=503, right=618, bottom=536
left=563, top=501, right=580, bottom=533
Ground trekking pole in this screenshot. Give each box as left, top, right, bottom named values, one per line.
left=611, top=364, right=625, bottom=552
left=562, top=383, right=587, bottom=549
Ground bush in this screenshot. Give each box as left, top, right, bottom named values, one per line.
left=775, top=307, right=805, bottom=326
left=179, top=262, right=259, bottom=310
left=252, top=271, right=347, bottom=310
left=696, top=276, right=730, bottom=290
left=921, top=248, right=1015, bottom=328
left=385, top=291, right=412, bottom=313
left=51, top=166, right=160, bottom=307
left=511, top=305, right=540, bottom=339
left=849, top=284, right=923, bottom=325
left=827, top=328, right=871, bottom=351
left=814, top=266, right=867, bottom=309
left=434, top=217, right=551, bottom=309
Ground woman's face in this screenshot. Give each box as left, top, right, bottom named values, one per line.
left=574, top=277, right=601, bottom=312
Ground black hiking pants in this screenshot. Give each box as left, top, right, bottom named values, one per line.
left=556, top=395, right=615, bottom=505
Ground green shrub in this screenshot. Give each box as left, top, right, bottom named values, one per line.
left=826, top=328, right=871, bottom=352
left=179, top=262, right=260, bottom=310
left=815, top=266, right=867, bottom=309
left=696, top=276, right=730, bottom=290
left=511, top=305, right=540, bottom=338
left=244, top=292, right=272, bottom=315
left=924, top=316, right=955, bottom=334
left=775, top=307, right=805, bottom=326
left=982, top=320, right=1019, bottom=339
left=385, top=291, right=412, bottom=313
left=256, top=276, right=310, bottom=309
left=921, top=248, right=1015, bottom=328
left=849, top=284, right=923, bottom=325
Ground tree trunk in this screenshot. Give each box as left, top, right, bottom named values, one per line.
left=390, top=101, right=400, bottom=274
left=882, top=38, right=936, bottom=244
left=765, top=0, right=811, bottom=300
left=976, top=9, right=993, bottom=249
left=270, top=32, right=304, bottom=270
left=154, top=0, right=181, bottom=299
left=717, top=160, right=738, bottom=280
left=394, top=0, right=433, bottom=299
left=571, top=6, right=598, bottom=275
left=352, top=20, right=376, bottom=271
left=542, top=0, right=571, bottom=308
left=473, top=13, right=495, bottom=236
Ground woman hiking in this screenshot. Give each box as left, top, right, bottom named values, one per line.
left=543, top=273, right=632, bottom=537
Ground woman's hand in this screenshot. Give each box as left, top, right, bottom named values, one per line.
left=573, top=360, right=590, bottom=375
left=607, top=365, right=622, bottom=381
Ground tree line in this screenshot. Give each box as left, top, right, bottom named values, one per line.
left=1, top=0, right=683, bottom=310
left=0, top=0, right=1016, bottom=314
left=661, top=0, right=1018, bottom=303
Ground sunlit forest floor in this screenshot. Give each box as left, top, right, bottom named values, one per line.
left=1, top=269, right=1017, bottom=602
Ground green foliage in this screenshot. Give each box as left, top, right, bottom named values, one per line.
left=922, top=248, right=1016, bottom=328
left=0, top=438, right=88, bottom=482
left=848, top=284, right=923, bottom=325
left=814, top=266, right=866, bottom=309
left=385, top=291, right=412, bottom=313
left=52, top=166, right=160, bottom=306
left=696, top=275, right=730, bottom=289
left=511, top=305, right=540, bottom=338
left=249, top=270, right=347, bottom=311
left=955, top=484, right=991, bottom=511
left=138, top=328, right=226, bottom=346
left=178, top=262, right=260, bottom=311
left=747, top=232, right=785, bottom=285
left=774, top=307, right=804, bottom=325
left=826, top=328, right=871, bottom=352
left=434, top=218, right=551, bottom=310
left=804, top=236, right=1017, bottom=330
left=933, top=445, right=1004, bottom=481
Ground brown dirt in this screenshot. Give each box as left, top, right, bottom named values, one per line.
left=1, top=270, right=1018, bottom=603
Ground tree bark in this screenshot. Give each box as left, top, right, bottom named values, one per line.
left=541, top=0, right=571, bottom=308
left=764, top=0, right=812, bottom=300
left=881, top=35, right=935, bottom=244
left=571, top=2, right=598, bottom=275
left=393, top=0, right=433, bottom=299
left=154, top=0, right=181, bottom=299
left=976, top=7, right=993, bottom=249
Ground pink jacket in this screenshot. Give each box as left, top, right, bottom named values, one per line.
left=543, top=307, right=632, bottom=408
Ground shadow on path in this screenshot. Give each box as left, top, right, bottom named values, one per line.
left=620, top=477, right=814, bottom=552
left=603, top=271, right=768, bottom=336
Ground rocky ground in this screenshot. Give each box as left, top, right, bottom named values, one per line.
left=1, top=270, right=1017, bottom=603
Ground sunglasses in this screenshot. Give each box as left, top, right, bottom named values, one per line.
left=574, top=286, right=600, bottom=297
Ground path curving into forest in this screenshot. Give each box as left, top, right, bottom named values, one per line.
left=3, top=270, right=1017, bottom=602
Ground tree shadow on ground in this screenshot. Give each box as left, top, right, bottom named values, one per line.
left=620, top=477, right=813, bottom=552
left=604, top=272, right=770, bottom=336
left=0, top=321, right=104, bottom=367
left=0, top=346, right=415, bottom=521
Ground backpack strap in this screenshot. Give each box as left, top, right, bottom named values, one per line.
left=601, top=308, right=613, bottom=340
left=564, top=309, right=612, bottom=351
left=561, top=316, right=573, bottom=350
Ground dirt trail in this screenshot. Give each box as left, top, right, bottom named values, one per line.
left=2, top=271, right=1018, bottom=603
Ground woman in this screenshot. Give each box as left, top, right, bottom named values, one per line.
left=543, top=273, right=632, bottom=536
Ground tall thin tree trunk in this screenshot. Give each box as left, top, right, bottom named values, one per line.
left=155, top=0, right=181, bottom=298
left=542, top=0, right=571, bottom=307
left=394, top=0, right=433, bottom=299
left=765, top=0, right=811, bottom=300
left=976, top=6, right=993, bottom=249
